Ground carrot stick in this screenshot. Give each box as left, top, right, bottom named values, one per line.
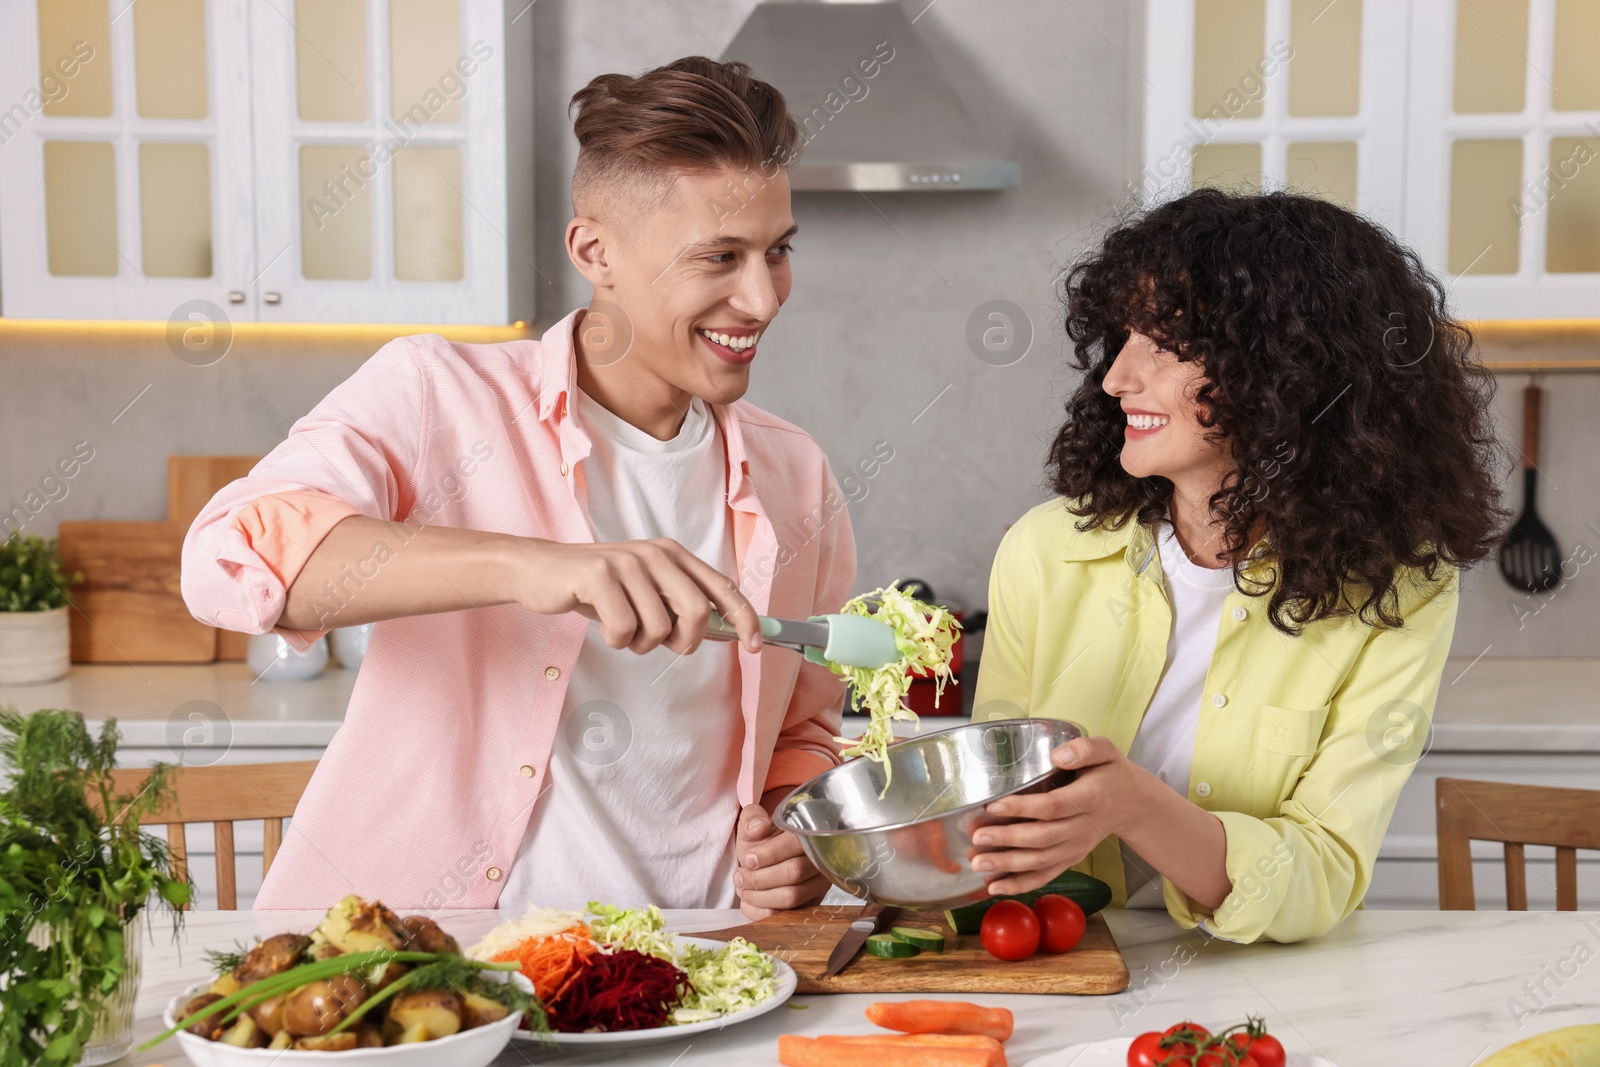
left=778, top=1034, right=1006, bottom=1067
left=866, top=1000, right=1016, bottom=1042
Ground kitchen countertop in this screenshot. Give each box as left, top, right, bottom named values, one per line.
left=117, top=906, right=1600, bottom=1066
left=1, top=655, right=1597, bottom=753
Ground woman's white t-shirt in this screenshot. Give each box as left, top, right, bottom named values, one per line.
left=500, top=390, right=743, bottom=912
left=1121, top=521, right=1236, bottom=908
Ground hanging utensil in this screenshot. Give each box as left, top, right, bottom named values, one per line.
left=1498, top=382, right=1561, bottom=593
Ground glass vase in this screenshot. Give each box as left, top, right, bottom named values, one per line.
left=78, top=909, right=144, bottom=1066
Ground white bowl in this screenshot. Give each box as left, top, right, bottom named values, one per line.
left=161, top=970, right=532, bottom=1066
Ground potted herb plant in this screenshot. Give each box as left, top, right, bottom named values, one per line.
left=0, top=707, right=192, bottom=1067
left=0, top=533, right=82, bottom=685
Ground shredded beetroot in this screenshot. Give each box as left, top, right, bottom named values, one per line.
left=549, top=948, right=688, bottom=1032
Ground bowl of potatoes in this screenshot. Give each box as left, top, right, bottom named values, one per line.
left=157, top=896, right=534, bottom=1066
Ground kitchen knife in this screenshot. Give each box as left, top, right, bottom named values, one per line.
left=825, top=902, right=895, bottom=976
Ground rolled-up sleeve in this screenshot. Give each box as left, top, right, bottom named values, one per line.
left=762, top=466, right=856, bottom=795
left=180, top=337, right=429, bottom=651
left=1166, top=569, right=1460, bottom=944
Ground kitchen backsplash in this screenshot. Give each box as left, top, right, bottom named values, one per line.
left=2, top=0, right=1595, bottom=658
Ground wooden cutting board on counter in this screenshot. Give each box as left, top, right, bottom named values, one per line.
left=168, top=455, right=262, bottom=660
left=699, top=905, right=1128, bottom=995
left=57, top=520, right=216, bottom=663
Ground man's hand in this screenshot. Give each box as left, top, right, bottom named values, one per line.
left=733, top=803, right=828, bottom=920
left=512, top=537, right=763, bottom=655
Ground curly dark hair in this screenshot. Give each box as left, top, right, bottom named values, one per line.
left=1049, top=188, right=1509, bottom=634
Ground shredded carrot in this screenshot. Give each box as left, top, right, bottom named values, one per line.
left=491, top=924, right=599, bottom=1006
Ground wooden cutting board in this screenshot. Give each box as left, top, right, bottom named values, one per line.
left=699, top=904, right=1128, bottom=995
left=57, top=520, right=217, bottom=663
left=168, top=455, right=261, bottom=660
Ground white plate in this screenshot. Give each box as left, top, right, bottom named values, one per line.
left=1024, top=1037, right=1339, bottom=1067
left=511, top=936, right=797, bottom=1051
left=162, top=971, right=530, bottom=1067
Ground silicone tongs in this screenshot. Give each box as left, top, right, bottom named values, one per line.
left=703, top=611, right=900, bottom=669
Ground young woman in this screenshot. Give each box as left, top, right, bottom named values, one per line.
left=971, top=188, right=1506, bottom=944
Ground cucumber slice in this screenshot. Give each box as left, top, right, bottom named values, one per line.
left=864, top=933, right=920, bottom=958
left=889, top=927, right=945, bottom=953
left=945, top=871, right=1114, bottom=934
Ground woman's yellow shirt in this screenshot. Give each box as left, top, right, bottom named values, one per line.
left=973, top=498, right=1459, bottom=944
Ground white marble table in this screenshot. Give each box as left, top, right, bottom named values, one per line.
left=116, top=907, right=1600, bottom=1066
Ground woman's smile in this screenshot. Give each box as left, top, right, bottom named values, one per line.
left=1123, top=408, right=1171, bottom=438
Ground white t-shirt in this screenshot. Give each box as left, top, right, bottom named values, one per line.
left=500, top=389, right=743, bottom=911
left=1121, top=521, right=1236, bottom=908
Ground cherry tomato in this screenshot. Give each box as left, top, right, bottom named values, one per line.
left=1032, top=893, right=1087, bottom=953
left=1127, top=1032, right=1166, bottom=1067
left=1243, top=1035, right=1285, bottom=1067
left=978, top=899, right=1040, bottom=961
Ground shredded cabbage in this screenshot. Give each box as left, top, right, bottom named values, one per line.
left=828, top=583, right=960, bottom=793
left=671, top=937, right=777, bottom=1023
left=583, top=903, right=779, bottom=1026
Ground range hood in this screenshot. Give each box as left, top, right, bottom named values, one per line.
left=725, top=0, right=1018, bottom=191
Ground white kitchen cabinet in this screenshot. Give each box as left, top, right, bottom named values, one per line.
left=1142, top=0, right=1600, bottom=321
left=0, top=0, right=534, bottom=325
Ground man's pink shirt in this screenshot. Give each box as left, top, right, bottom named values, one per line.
left=180, top=310, right=855, bottom=909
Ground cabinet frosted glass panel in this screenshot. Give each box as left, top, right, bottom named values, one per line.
left=1551, top=0, right=1600, bottom=111
left=1193, top=0, right=1265, bottom=120
left=1286, top=141, right=1357, bottom=208
left=1448, top=139, right=1521, bottom=275
left=296, top=0, right=368, bottom=123
left=1288, top=0, right=1360, bottom=117
left=393, top=147, right=463, bottom=281
left=1453, top=0, right=1528, bottom=114
left=133, top=0, right=208, bottom=119
left=300, top=145, right=372, bottom=280
left=37, top=0, right=111, bottom=117
left=43, top=140, right=118, bottom=276
left=1545, top=137, right=1600, bottom=273
left=140, top=143, right=212, bottom=277
left=1191, top=142, right=1262, bottom=191
left=391, top=0, right=462, bottom=125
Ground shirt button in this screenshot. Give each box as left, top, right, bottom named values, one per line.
left=485, top=866, right=502, bottom=881
left=1196, top=782, right=1212, bottom=798
left=1211, top=693, right=1228, bottom=708
left=519, top=764, right=534, bottom=778
left=560, top=462, right=569, bottom=476
left=1232, top=606, right=1248, bottom=621
left=544, top=666, right=561, bottom=681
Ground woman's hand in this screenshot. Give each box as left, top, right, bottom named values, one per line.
left=733, top=802, right=830, bottom=919
left=968, top=735, right=1156, bottom=897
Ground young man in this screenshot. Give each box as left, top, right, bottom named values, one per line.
left=181, top=58, right=853, bottom=918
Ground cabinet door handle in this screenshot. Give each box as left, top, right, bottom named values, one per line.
left=228, top=290, right=245, bottom=304
left=264, top=291, right=281, bottom=304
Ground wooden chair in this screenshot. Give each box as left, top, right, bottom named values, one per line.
left=1436, top=777, right=1600, bottom=911
left=104, top=761, right=318, bottom=910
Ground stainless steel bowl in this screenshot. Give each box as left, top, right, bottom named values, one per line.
left=775, top=717, right=1084, bottom=909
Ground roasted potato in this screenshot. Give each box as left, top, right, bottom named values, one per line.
left=392, top=1022, right=430, bottom=1044
left=368, top=960, right=409, bottom=993
left=233, top=933, right=311, bottom=986
left=316, top=895, right=406, bottom=954
left=282, top=973, right=368, bottom=1037
left=305, top=938, right=343, bottom=963
left=460, top=991, right=512, bottom=1030
left=398, top=915, right=460, bottom=955
left=179, top=993, right=226, bottom=1040
left=218, top=1016, right=266, bottom=1048
left=248, top=993, right=288, bottom=1037
left=267, top=1030, right=293, bottom=1051
left=208, top=971, right=242, bottom=997
left=356, top=1022, right=385, bottom=1048
left=387, top=989, right=463, bottom=1040
left=293, top=1032, right=358, bottom=1051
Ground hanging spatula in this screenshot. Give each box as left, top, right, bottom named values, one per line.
left=1498, top=382, right=1561, bottom=593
